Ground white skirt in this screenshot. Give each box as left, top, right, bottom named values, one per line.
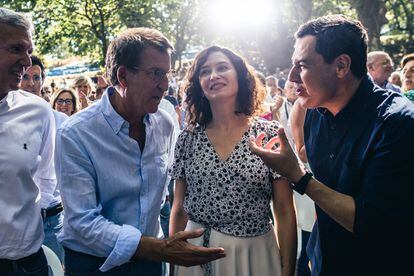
left=175, top=220, right=282, bottom=276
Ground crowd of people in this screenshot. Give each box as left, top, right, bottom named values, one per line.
left=1, top=6, right=413, bottom=276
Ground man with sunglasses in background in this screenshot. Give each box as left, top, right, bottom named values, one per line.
left=55, top=28, right=225, bottom=275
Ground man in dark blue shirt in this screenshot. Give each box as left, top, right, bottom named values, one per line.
left=250, top=15, right=414, bottom=275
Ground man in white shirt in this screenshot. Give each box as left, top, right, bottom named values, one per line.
left=0, top=7, right=56, bottom=275
left=19, top=55, right=67, bottom=263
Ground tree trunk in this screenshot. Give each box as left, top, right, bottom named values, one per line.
left=350, top=0, right=388, bottom=50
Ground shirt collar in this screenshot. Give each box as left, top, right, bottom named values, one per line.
left=101, top=87, right=127, bottom=134
left=101, top=87, right=153, bottom=134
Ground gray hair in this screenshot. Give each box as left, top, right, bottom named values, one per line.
left=367, top=51, right=389, bottom=66
left=0, top=7, right=34, bottom=34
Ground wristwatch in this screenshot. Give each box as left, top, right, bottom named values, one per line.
left=290, top=171, right=313, bottom=195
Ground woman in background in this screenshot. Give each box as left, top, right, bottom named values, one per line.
left=51, top=88, right=78, bottom=117
left=72, top=75, right=94, bottom=109
left=401, top=53, right=414, bottom=102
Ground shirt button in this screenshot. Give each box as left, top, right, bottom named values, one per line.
left=329, top=153, right=335, bottom=159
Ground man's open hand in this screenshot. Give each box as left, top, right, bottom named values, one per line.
left=136, top=228, right=225, bottom=267
left=249, top=127, right=304, bottom=182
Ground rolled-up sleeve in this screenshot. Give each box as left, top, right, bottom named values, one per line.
left=56, top=128, right=141, bottom=271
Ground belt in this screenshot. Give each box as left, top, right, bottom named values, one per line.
left=0, top=247, right=46, bottom=272
left=41, top=202, right=63, bottom=220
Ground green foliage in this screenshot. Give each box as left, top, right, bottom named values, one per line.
left=1, top=0, right=411, bottom=73
left=383, top=0, right=414, bottom=62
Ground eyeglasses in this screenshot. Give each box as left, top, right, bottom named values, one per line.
left=56, top=99, right=73, bottom=105
left=130, top=67, right=173, bottom=83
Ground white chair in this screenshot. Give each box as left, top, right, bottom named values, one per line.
left=42, top=245, right=64, bottom=276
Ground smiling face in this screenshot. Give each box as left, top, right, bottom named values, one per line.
left=198, top=51, right=239, bottom=106
left=288, top=35, right=338, bottom=110
left=54, top=91, right=74, bottom=116
left=402, top=60, right=414, bottom=92
left=0, top=23, right=33, bottom=98
left=20, top=65, right=42, bottom=96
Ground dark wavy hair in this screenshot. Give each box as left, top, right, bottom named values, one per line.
left=183, top=45, right=265, bottom=129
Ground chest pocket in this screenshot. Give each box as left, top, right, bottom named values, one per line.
left=0, top=124, right=42, bottom=174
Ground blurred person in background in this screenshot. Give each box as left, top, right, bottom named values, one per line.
left=20, top=55, right=44, bottom=97
left=94, top=74, right=108, bottom=100
left=389, top=71, right=402, bottom=87
left=265, top=75, right=279, bottom=103
left=401, top=53, right=414, bottom=102
left=271, top=80, right=299, bottom=129
left=20, top=55, right=50, bottom=103
left=367, top=51, right=401, bottom=92
left=50, top=88, right=78, bottom=116
left=401, top=53, right=414, bottom=93
left=72, top=75, right=95, bottom=109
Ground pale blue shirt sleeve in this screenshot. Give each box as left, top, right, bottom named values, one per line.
left=56, top=127, right=141, bottom=272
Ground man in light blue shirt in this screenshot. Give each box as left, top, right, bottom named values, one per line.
left=55, top=27, right=225, bottom=275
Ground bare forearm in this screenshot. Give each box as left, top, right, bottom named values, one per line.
left=305, top=178, right=355, bottom=232
left=275, top=209, right=297, bottom=276
left=169, top=207, right=188, bottom=237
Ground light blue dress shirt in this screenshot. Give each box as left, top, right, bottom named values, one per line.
left=56, top=88, right=175, bottom=271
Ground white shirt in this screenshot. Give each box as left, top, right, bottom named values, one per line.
left=36, top=110, right=67, bottom=209
left=0, top=90, right=56, bottom=259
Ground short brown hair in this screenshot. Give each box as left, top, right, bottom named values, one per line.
left=105, top=27, right=174, bottom=86
left=51, top=88, right=79, bottom=115
left=183, top=45, right=266, bottom=129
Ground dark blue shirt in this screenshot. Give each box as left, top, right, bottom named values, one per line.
left=304, top=75, right=414, bottom=275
